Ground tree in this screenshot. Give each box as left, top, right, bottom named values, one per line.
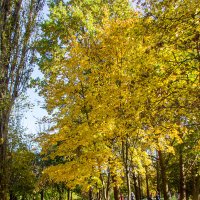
left=37, top=1, right=139, bottom=199
left=37, top=0, right=200, bottom=200
left=136, top=1, right=200, bottom=199
left=5, top=96, right=38, bottom=200
left=9, top=148, right=37, bottom=200
left=0, top=0, right=44, bottom=199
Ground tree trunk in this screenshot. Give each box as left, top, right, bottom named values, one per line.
left=9, top=191, right=17, bottom=200
left=133, top=173, right=140, bottom=200
left=71, top=191, right=73, bottom=200
left=138, top=176, right=142, bottom=200
left=0, top=111, right=10, bottom=200
left=156, top=151, right=160, bottom=195
left=0, top=142, right=8, bottom=200
left=111, top=175, right=119, bottom=200
left=179, top=150, right=186, bottom=200
left=122, top=139, right=131, bottom=200
left=89, top=187, right=93, bottom=200
left=97, top=190, right=102, bottom=200
left=113, top=185, right=119, bottom=200
left=106, top=171, right=110, bottom=200
left=156, top=151, right=160, bottom=194
left=125, top=139, right=131, bottom=200
left=192, top=173, right=200, bottom=200
left=67, top=188, right=70, bottom=200
left=40, top=190, right=44, bottom=200
left=158, top=150, right=168, bottom=200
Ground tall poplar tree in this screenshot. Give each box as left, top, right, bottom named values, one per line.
left=0, top=0, right=44, bottom=199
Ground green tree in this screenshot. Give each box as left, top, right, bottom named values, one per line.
left=6, top=97, right=38, bottom=200
left=0, top=0, right=44, bottom=199
left=9, top=148, right=36, bottom=200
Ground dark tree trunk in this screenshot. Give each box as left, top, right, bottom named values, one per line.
left=96, top=190, right=102, bottom=200
left=9, top=191, right=17, bottom=200
left=113, top=186, right=119, bottom=200
left=156, top=151, right=160, bottom=194
left=0, top=111, right=10, bottom=200
left=179, top=149, right=186, bottom=200
left=133, top=173, right=140, bottom=200
left=192, top=173, right=200, bottom=200
left=125, top=139, right=131, bottom=200
left=112, top=175, right=119, bottom=200
left=67, top=188, right=70, bottom=200
left=158, top=150, right=168, bottom=200
left=40, top=190, right=44, bottom=200
left=138, top=176, right=142, bottom=200
left=89, top=188, right=93, bottom=200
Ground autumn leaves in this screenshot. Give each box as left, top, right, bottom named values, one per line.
left=37, top=0, right=199, bottom=199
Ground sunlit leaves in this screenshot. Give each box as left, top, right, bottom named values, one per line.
left=37, top=0, right=199, bottom=195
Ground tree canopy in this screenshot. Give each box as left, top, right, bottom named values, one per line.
left=0, top=0, right=199, bottom=200
left=36, top=0, right=199, bottom=200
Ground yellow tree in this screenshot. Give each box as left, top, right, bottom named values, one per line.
left=38, top=1, right=199, bottom=200
left=37, top=1, right=137, bottom=199
left=136, top=0, right=200, bottom=199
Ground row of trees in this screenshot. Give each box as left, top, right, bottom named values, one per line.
left=0, top=0, right=199, bottom=199
left=36, top=0, right=199, bottom=200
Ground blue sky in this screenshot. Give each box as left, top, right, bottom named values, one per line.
left=22, top=3, right=49, bottom=135
left=22, top=68, right=48, bottom=134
